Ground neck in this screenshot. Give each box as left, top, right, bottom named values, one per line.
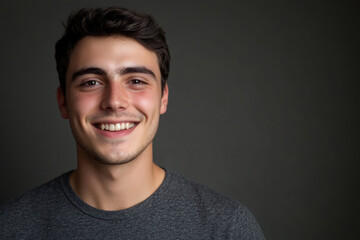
left=70, top=144, right=165, bottom=211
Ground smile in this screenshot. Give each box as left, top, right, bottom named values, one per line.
left=95, top=122, right=136, bottom=132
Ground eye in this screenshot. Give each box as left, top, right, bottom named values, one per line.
left=129, top=79, right=146, bottom=85
left=128, top=79, right=148, bottom=90
left=80, top=80, right=101, bottom=87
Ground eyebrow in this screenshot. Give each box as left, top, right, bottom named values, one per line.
left=71, top=66, right=156, bottom=81
left=71, top=67, right=106, bottom=81
left=119, top=66, right=156, bottom=80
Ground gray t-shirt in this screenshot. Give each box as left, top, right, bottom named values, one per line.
left=0, top=170, right=265, bottom=239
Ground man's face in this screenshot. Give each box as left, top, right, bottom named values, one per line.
left=57, top=36, right=168, bottom=165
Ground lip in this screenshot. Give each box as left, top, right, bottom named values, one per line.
left=92, top=121, right=139, bottom=138
left=92, top=120, right=139, bottom=124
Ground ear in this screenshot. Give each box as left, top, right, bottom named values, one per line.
left=160, top=84, right=169, bottom=115
left=56, top=87, right=69, bottom=119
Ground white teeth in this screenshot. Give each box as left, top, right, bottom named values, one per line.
left=98, top=122, right=135, bottom=132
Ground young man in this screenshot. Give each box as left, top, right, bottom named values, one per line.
left=0, top=7, right=265, bottom=239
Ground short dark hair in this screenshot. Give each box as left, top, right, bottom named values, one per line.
left=55, top=7, right=170, bottom=94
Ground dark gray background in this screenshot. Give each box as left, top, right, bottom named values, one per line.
left=0, top=0, right=359, bottom=239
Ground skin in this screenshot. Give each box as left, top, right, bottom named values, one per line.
left=57, top=36, right=168, bottom=210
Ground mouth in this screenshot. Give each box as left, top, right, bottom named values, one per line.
left=94, top=122, right=137, bottom=132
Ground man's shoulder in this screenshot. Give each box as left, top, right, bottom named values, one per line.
left=166, top=170, right=240, bottom=210
left=0, top=173, right=72, bottom=239
left=164, top=170, right=265, bottom=239
left=0, top=173, right=67, bottom=220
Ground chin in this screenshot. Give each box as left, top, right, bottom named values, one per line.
left=92, top=151, right=139, bottom=166
left=96, top=158, right=135, bottom=166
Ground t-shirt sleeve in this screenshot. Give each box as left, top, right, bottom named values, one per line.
left=230, top=205, right=266, bottom=240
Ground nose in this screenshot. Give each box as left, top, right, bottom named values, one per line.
left=100, top=82, right=129, bottom=111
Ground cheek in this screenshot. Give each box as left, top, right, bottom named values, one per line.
left=132, top=91, right=160, bottom=116
left=68, top=93, right=99, bottom=119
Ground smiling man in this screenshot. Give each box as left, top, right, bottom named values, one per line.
left=0, top=7, right=265, bottom=239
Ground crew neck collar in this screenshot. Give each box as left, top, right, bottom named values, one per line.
left=60, top=169, right=171, bottom=220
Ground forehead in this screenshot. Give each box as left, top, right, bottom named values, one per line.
left=66, top=36, right=160, bottom=81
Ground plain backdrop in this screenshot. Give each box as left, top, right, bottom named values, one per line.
left=0, top=0, right=359, bottom=239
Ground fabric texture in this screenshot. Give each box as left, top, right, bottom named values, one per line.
left=0, top=170, right=265, bottom=239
